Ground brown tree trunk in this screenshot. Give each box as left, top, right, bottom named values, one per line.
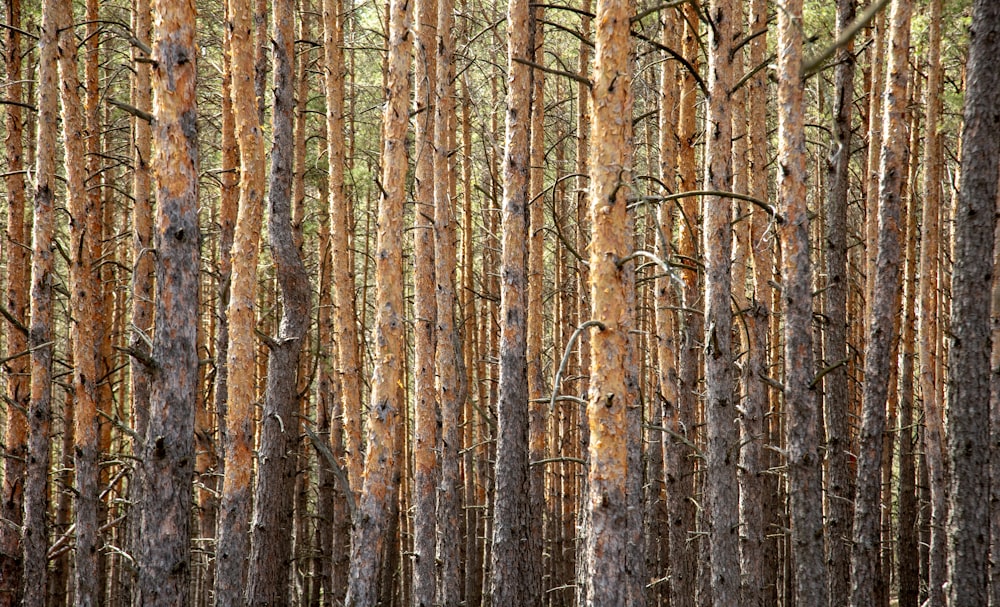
left=322, top=0, right=353, bottom=600
left=947, top=2, right=1000, bottom=604
left=246, top=0, right=311, bottom=600
left=654, top=9, right=680, bottom=607
left=527, top=9, right=547, bottom=595
left=919, top=1, right=948, bottom=604
left=0, top=0, right=28, bottom=600
left=777, top=1, right=828, bottom=605
left=850, top=1, right=912, bottom=605
left=53, top=0, right=101, bottom=600
left=128, top=0, right=154, bottom=601
left=671, top=6, right=700, bottom=606
left=343, top=0, right=410, bottom=600
left=896, top=105, right=920, bottom=607
left=412, top=0, right=438, bottom=598
left=24, top=4, right=57, bottom=592
left=581, top=0, right=635, bottom=600
left=489, top=0, right=540, bottom=598
left=703, top=0, right=740, bottom=604
left=434, top=0, right=463, bottom=603
left=215, top=0, right=267, bottom=599
left=823, top=3, right=857, bottom=605
left=325, top=0, right=363, bottom=499
left=135, top=0, right=200, bottom=603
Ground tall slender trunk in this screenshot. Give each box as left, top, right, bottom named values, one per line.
left=703, top=0, right=740, bottom=604
left=23, top=0, right=60, bottom=602
left=343, top=0, right=410, bottom=600
left=246, top=0, right=311, bottom=601
left=128, top=0, right=154, bottom=601
left=850, top=1, right=912, bottom=605
left=671, top=6, right=700, bottom=606
left=0, top=0, right=28, bottom=600
left=54, top=0, right=101, bottom=600
left=215, top=0, right=267, bottom=599
left=433, top=2, right=463, bottom=601
left=896, top=105, right=921, bottom=607
left=412, top=0, right=438, bottom=597
left=527, top=8, right=547, bottom=593
left=325, top=0, right=363, bottom=498
left=777, top=1, right=829, bottom=605
left=136, top=0, right=200, bottom=602
left=655, top=9, right=680, bottom=607
left=919, top=1, right=948, bottom=604
left=823, top=3, right=857, bottom=604
left=947, top=2, right=1000, bottom=604
left=581, top=0, right=634, bottom=600
left=489, top=0, right=540, bottom=598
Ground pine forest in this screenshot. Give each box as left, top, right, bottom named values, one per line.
left=0, top=0, right=999, bottom=605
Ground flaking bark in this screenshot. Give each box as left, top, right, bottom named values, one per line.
left=137, top=0, right=200, bottom=602
left=947, top=2, right=1000, bottom=604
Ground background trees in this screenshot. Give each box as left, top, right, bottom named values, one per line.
left=0, top=0, right=996, bottom=606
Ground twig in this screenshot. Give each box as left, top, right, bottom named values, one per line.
left=549, top=320, right=606, bottom=413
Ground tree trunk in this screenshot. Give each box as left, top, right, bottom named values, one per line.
left=896, top=104, right=920, bottom=607
left=23, top=0, right=60, bottom=602
left=947, top=2, right=1000, bottom=604
left=246, top=0, right=311, bottom=600
left=54, top=0, right=101, bottom=600
left=581, top=0, right=634, bottom=600
left=655, top=8, right=680, bottom=607
left=136, top=0, right=200, bottom=603
left=671, top=6, right=700, bottom=606
left=527, top=9, right=547, bottom=596
left=127, top=0, right=154, bottom=601
left=343, top=0, right=410, bottom=600
left=489, top=0, right=540, bottom=599
left=325, top=0, right=363, bottom=499
left=0, top=0, right=28, bottom=600
left=919, top=1, right=948, bottom=604
left=434, top=0, right=463, bottom=602
left=322, top=0, right=353, bottom=600
left=823, top=3, right=857, bottom=605
left=777, top=2, right=829, bottom=606
left=850, top=1, right=912, bottom=605
left=215, top=0, right=267, bottom=599
left=703, top=0, right=740, bottom=604
left=412, top=0, right=438, bottom=598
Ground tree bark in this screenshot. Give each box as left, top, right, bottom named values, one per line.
left=412, top=0, right=438, bottom=598
left=434, top=2, right=463, bottom=602
left=215, top=0, right=267, bottom=599
left=325, top=0, right=363, bottom=498
left=703, top=0, right=740, bottom=604
left=322, top=0, right=352, bottom=600
left=947, top=2, right=1000, bottom=604
left=850, top=1, right=912, bottom=605
left=23, top=0, right=59, bottom=602
left=246, top=0, right=312, bottom=600
left=128, top=0, right=154, bottom=601
left=0, top=0, right=28, bottom=600
left=489, top=0, right=541, bottom=599
left=919, top=1, right=948, bottom=604
left=581, top=0, right=634, bottom=600
left=777, top=1, right=829, bottom=605
left=527, top=9, right=547, bottom=596
left=343, top=0, right=410, bottom=600
left=54, top=0, right=101, bottom=600
left=671, top=6, right=700, bottom=606
left=823, top=3, right=857, bottom=605
left=896, top=103, right=920, bottom=607
left=136, top=1, right=200, bottom=604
